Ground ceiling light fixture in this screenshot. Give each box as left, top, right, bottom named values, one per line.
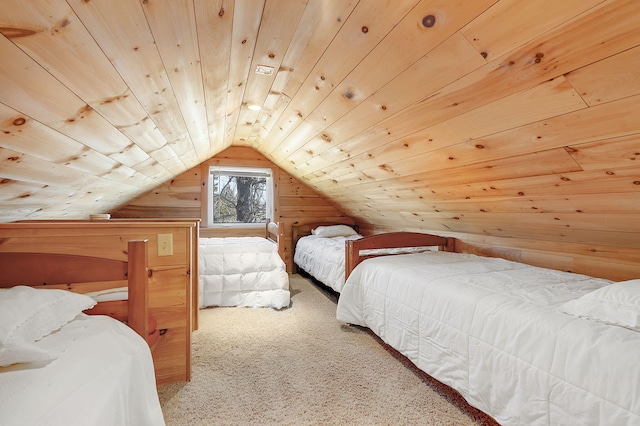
left=247, top=104, right=262, bottom=111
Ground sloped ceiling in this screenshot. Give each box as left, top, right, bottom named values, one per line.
left=1, top=1, right=639, bottom=248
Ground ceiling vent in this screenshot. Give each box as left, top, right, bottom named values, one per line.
left=255, top=65, right=275, bottom=76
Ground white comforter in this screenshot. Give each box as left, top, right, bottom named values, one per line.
left=199, top=237, right=290, bottom=309
left=0, top=314, right=164, bottom=426
left=293, top=234, right=362, bottom=292
left=337, top=252, right=640, bottom=425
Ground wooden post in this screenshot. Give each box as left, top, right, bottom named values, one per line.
left=127, top=240, right=149, bottom=342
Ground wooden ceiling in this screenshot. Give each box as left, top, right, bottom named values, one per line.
left=1, top=0, right=639, bottom=249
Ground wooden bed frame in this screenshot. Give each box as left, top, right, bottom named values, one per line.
left=199, top=220, right=285, bottom=263
left=345, top=232, right=455, bottom=280
left=291, top=222, right=455, bottom=282
left=0, top=240, right=156, bottom=347
left=266, top=220, right=286, bottom=263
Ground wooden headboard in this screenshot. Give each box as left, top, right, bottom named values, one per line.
left=344, top=232, right=455, bottom=280
left=0, top=240, right=150, bottom=344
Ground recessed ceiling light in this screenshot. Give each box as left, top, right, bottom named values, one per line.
left=255, top=65, right=275, bottom=76
left=247, top=104, right=261, bottom=111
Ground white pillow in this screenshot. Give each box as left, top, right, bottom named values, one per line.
left=560, top=279, right=640, bottom=332
left=0, top=286, right=96, bottom=366
left=311, top=224, right=358, bottom=238
left=85, top=286, right=129, bottom=303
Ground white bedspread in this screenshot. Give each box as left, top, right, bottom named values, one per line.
left=337, top=252, right=640, bottom=425
left=199, top=237, right=290, bottom=309
left=294, top=234, right=362, bottom=292
left=0, top=314, right=164, bottom=426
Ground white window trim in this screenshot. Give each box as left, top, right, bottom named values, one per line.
left=206, top=165, right=273, bottom=228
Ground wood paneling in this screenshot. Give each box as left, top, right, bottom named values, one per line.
left=1, top=1, right=640, bottom=281
left=113, top=146, right=350, bottom=270
left=194, top=0, right=234, bottom=158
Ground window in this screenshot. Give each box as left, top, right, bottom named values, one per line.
left=207, top=166, right=273, bottom=227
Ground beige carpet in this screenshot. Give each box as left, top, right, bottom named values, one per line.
left=158, top=275, right=498, bottom=426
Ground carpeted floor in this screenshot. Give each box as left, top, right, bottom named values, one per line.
left=158, top=274, right=498, bottom=425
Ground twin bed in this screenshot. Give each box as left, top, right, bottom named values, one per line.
left=293, top=222, right=362, bottom=293
left=293, top=224, right=640, bottom=425
left=198, top=221, right=290, bottom=309
left=0, top=220, right=288, bottom=424
left=0, top=240, right=165, bottom=426
left=292, top=223, right=448, bottom=293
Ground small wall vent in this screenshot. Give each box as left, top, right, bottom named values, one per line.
left=255, top=65, right=275, bottom=76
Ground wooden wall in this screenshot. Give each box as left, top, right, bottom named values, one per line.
left=1, top=1, right=639, bottom=286
left=0, top=220, right=197, bottom=385
left=111, top=145, right=640, bottom=282
left=113, top=146, right=351, bottom=270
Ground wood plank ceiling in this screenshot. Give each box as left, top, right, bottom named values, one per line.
left=1, top=0, right=639, bottom=250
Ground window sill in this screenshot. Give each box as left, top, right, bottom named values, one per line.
left=204, top=223, right=263, bottom=228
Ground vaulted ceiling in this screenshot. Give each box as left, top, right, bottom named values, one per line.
left=1, top=1, right=639, bottom=248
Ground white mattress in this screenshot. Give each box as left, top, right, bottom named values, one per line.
left=199, top=237, right=290, bottom=309
left=293, top=234, right=362, bottom=292
left=337, top=251, right=640, bottom=425
left=0, top=314, right=165, bottom=426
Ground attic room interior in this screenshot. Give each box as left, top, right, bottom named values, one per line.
left=1, top=0, right=639, bottom=425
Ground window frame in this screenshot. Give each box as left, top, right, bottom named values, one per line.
left=206, top=165, right=273, bottom=228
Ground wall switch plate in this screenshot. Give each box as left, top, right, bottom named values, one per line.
left=157, top=233, right=173, bottom=256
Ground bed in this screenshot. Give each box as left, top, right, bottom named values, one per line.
left=292, top=222, right=362, bottom=293
left=336, top=233, right=640, bottom=425
left=198, top=221, right=290, bottom=309
left=293, top=223, right=450, bottom=293
left=0, top=240, right=165, bottom=426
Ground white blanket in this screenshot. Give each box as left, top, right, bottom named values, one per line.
left=337, top=252, right=640, bottom=425
left=293, top=234, right=362, bottom=292
left=0, top=314, right=164, bottom=426
left=199, top=237, right=290, bottom=309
